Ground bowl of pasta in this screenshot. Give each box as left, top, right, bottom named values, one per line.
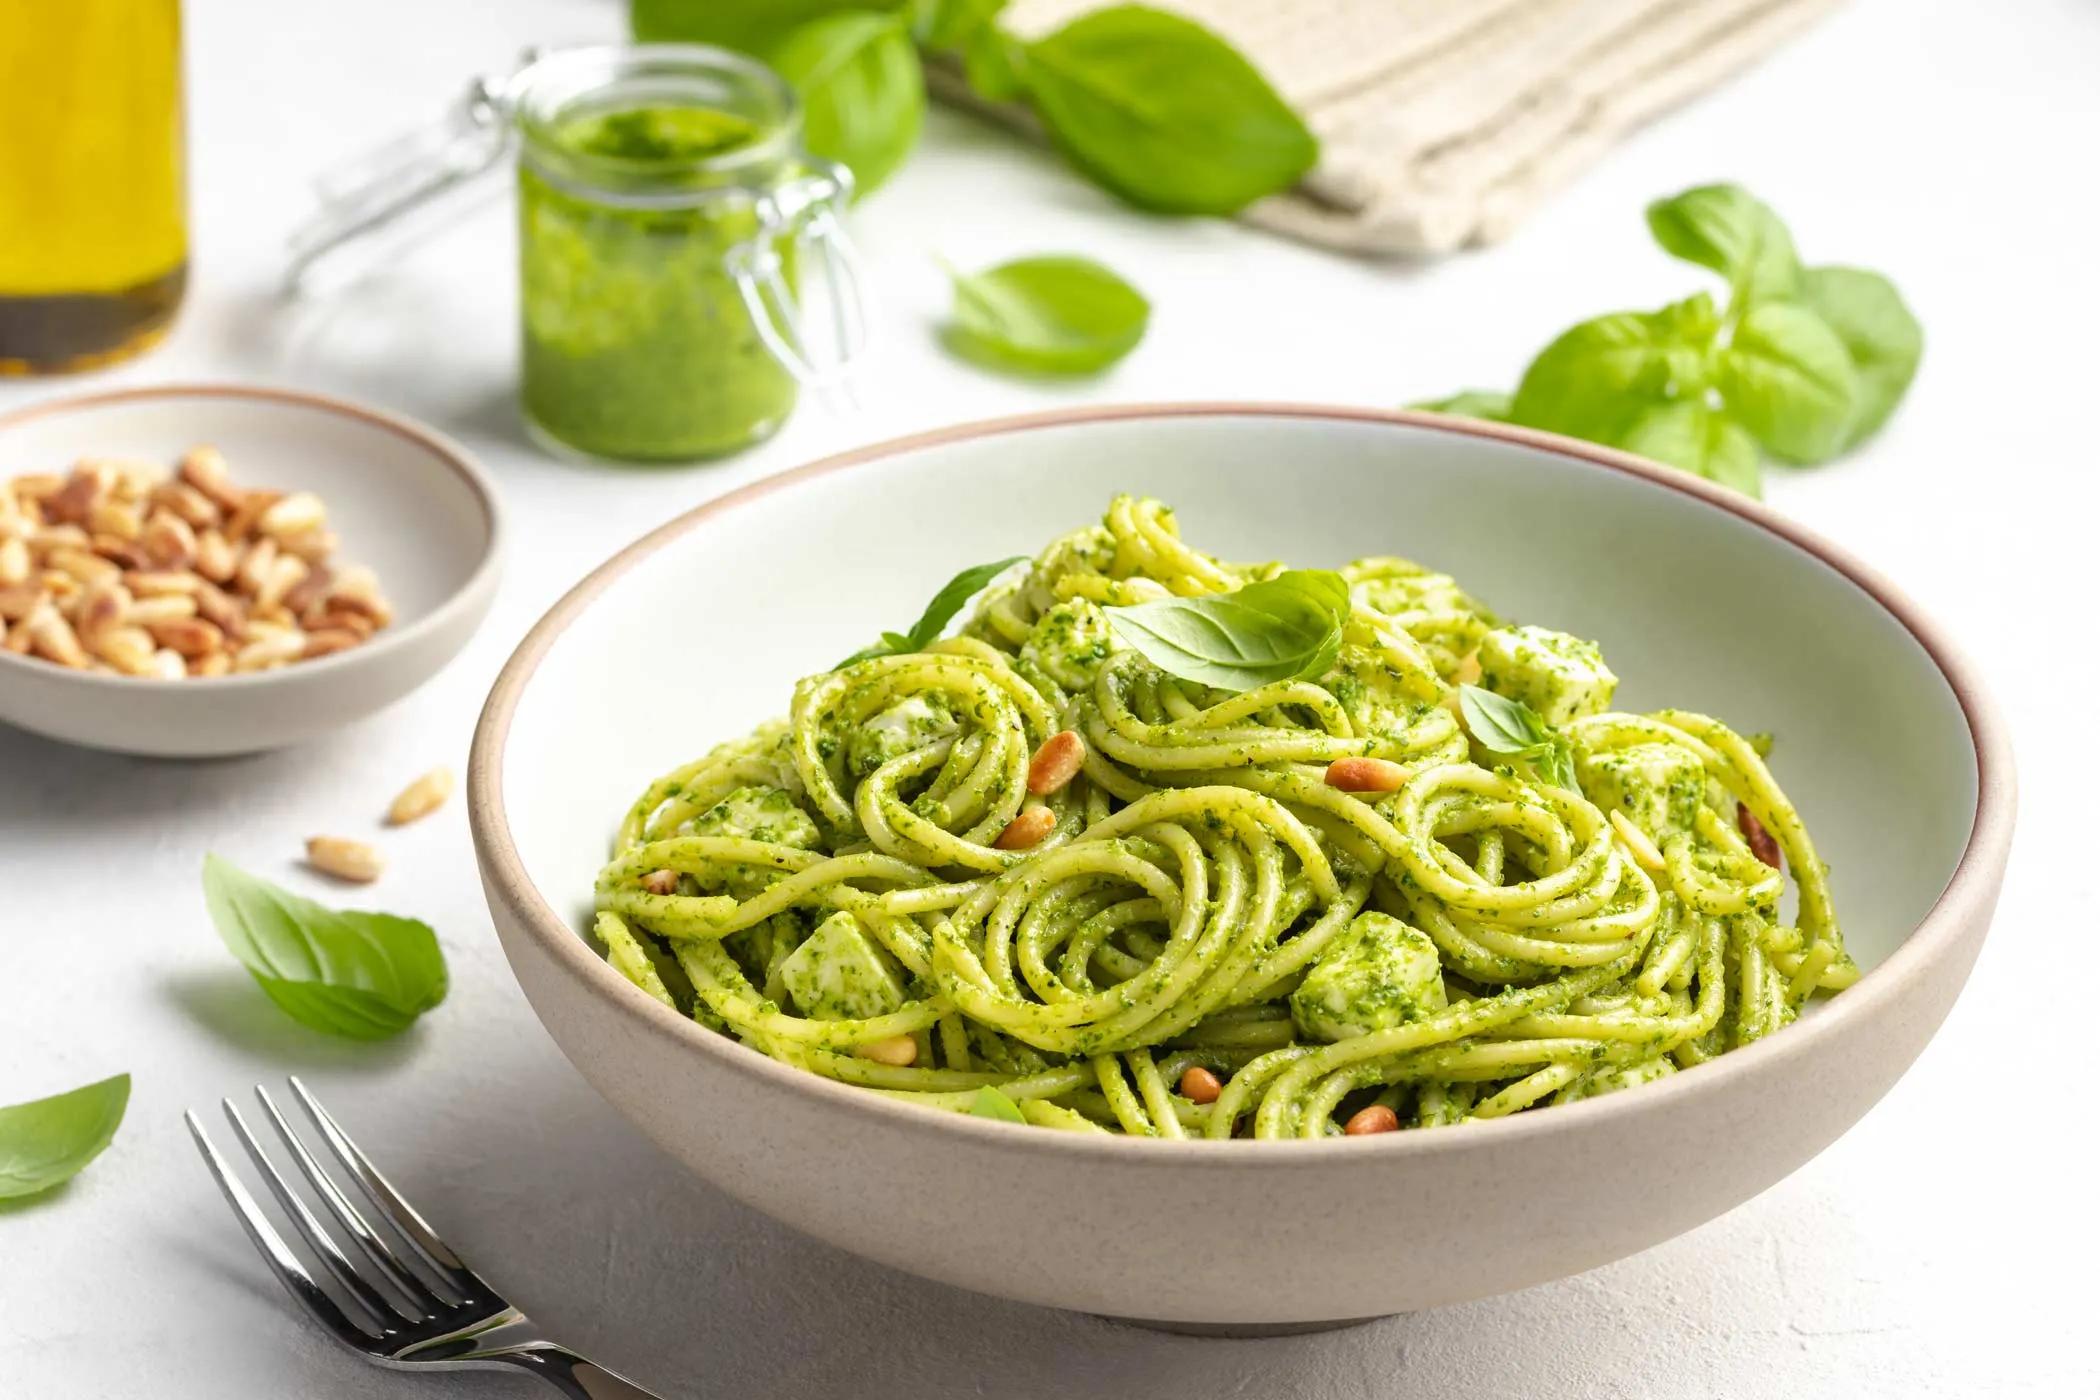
left=468, top=404, right=2013, bottom=1329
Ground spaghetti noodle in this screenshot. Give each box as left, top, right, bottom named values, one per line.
left=593, top=496, right=1852, bottom=1139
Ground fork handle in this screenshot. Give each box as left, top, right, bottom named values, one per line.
left=500, top=1346, right=668, bottom=1399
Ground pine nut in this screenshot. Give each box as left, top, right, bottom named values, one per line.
left=148, top=616, right=223, bottom=658
left=125, top=569, right=201, bottom=597
left=178, top=445, right=243, bottom=510
left=234, top=536, right=278, bottom=596
left=299, top=627, right=362, bottom=660
left=222, top=489, right=282, bottom=542
left=234, top=630, right=307, bottom=671
left=1027, top=730, right=1087, bottom=794
left=994, top=805, right=1057, bottom=851
left=306, top=835, right=384, bottom=883
left=258, top=491, right=327, bottom=540
left=146, top=648, right=186, bottom=681
left=124, top=593, right=198, bottom=627
left=48, top=546, right=120, bottom=585
left=253, top=553, right=308, bottom=612
left=1178, top=1066, right=1223, bottom=1104
left=1325, top=756, right=1409, bottom=793
left=386, top=766, right=455, bottom=826
left=24, top=604, right=88, bottom=668
left=152, top=480, right=221, bottom=529
left=140, top=510, right=197, bottom=570
left=193, top=529, right=237, bottom=583
left=1737, top=803, right=1782, bottom=870
left=1344, top=1104, right=1400, bottom=1136
left=74, top=580, right=132, bottom=637
left=92, top=625, right=159, bottom=675
left=639, top=869, right=679, bottom=896
left=855, top=1034, right=918, bottom=1067
left=0, top=584, right=38, bottom=621
left=0, top=536, right=27, bottom=586
left=88, top=499, right=140, bottom=541
left=189, top=650, right=231, bottom=678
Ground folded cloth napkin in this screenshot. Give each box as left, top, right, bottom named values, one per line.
left=928, top=0, right=1844, bottom=255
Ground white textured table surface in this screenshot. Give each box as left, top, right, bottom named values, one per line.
left=4, top=1, right=2097, bottom=1395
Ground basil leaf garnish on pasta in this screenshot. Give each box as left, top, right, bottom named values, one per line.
left=969, top=1086, right=1029, bottom=1123
left=837, top=555, right=1028, bottom=668
left=1105, top=568, right=1349, bottom=692
left=1459, top=684, right=1578, bottom=790
left=202, top=855, right=447, bottom=1040
left=0, top=1073, right=130, bottom=1200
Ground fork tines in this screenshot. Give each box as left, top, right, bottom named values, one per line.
left=186, top=1076, right=504, bottom=1355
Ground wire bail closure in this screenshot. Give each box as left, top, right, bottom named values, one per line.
left=727, top=162, right=868, bottom=398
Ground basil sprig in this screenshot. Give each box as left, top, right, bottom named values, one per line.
left=1458, top=685, right=1579, bottom=792
left=636, top=0, right=1317, bottom=217
left=1106, top=569, right=1350, bottom=693
left=942, top=254, right=1150, bottom=376
left=0, top=1073, right=130, bottom=1201
left=203, top=855, right=448, bottom=1040
left=1416, top=183, right=1921, bottom=497
left=837, top=555, right=1027, bottom=668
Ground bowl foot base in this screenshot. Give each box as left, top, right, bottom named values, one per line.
left=1100, top=1315, right=1391, bottom=1337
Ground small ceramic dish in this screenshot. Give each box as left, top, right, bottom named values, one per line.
left=468, top=405, right=2013, bottom=1330
left=0, top=384, right=502, bottom=757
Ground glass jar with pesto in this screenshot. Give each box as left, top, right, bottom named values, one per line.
left=287, top=46, right=863, bottom=464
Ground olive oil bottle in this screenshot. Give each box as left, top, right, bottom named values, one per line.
left=0, top=1, right=188, bottom=374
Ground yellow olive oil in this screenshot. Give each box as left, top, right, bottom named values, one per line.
left=0, top=0, right=188, bottom=374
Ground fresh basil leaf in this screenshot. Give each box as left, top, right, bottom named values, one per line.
left=837, top=555, right=1028, bottom=667
left=1617, top=399, right=1762, bottom=498
left=1509, top=297, right=1718, bottom=445
left=1795, top=265, right=1922, bottom=449
left=1719, top=301, right=1860, bottom=465
left=1458, top=685, right=1579, bottom=790
left=1018, top=5, right=1317, bottom=216
left=1533, top=740, right=1580, bottom=793
left=961, top=24, right=1027, bottom=102
left=0, top=1073, right=129, bottom=1200
left=942, top=255, right=1150, bottom=377
left=769, top=12, right=925, bottom=198
left=1410, top=389, right=1513, bottom=422
left=203, top=854, right=447, bottom=1040
left=968, top=1086, right=1029, bottom=1123
left=1107, top=569, right=1350, bottom=692
left=911, top=0, right=1006, bottom=49
left=1646, top=184, right=1800, bottom=301
left=629, top=0, right=895, bottom=52
left=1458, top=684, right=1549, bottom=754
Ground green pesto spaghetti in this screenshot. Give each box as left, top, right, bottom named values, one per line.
left=593, top=496, right=1853, bottom=1139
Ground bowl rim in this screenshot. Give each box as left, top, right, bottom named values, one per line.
left=468, top=402, right=2017, bottom=1165
left=0, top=381, right=504, bottom=693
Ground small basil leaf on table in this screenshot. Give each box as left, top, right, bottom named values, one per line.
left=1107, top=569, right=1351, bottom=692
left=1616, top=399, right=1762, bottom=498
left=1410, top=389, right=1514, bottom=422
left=1017, top=5, right=1318, bottom=216
left=1645, top=184, right=1800, bottom=301
left=769, top=11, right=925, bottom=198
left=1718, top=301, right=1861, bottom=465
left=1794, top=265, right=1923, bottom=449
left=203, top=854, right=448, bottom=1040
left=1510, top=296, right=1718, bottom=445
left=942, top=255, right=1150, bottom=376
left=837, top=555, right=1028, bottom=667
left=0, top=1073, right=130, bottom=1200
left=968, top=1086, right=1029, bottom=1122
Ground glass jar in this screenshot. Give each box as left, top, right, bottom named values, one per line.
left=288, top=45, right=862, bottom=464
left=0, top=0, right=188, bottom=374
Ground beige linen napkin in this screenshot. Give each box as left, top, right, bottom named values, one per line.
left=929, top=0, right=1844, bottom=255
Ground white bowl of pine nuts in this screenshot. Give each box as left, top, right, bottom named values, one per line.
left=0, top=384, right=501, bottom=756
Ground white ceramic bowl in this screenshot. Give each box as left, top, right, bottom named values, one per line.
left=469, top=405, right=2013, bottom=1329
left=0, top=384, right=502, bottom=756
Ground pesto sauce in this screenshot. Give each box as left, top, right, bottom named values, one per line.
left=519, top=103, right=798, bottom=463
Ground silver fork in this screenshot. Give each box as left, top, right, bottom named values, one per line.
left=187, top=1077, right=664, bottom=1398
